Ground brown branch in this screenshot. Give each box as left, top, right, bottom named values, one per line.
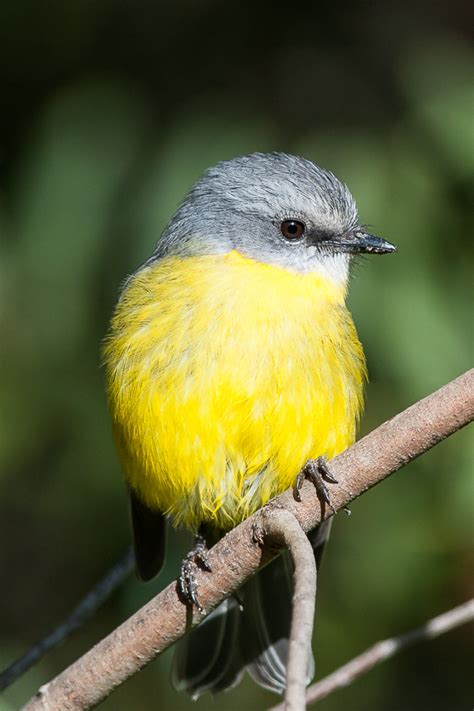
left=270, top=599, right=474, bottom=709
left=0, top=551, right=134, bottom=692
left=21, top=369, right=474, bottom=711
left=259, top=509, right=317, bottom=711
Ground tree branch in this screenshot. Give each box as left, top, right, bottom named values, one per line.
left=270, top=599, right=474, bottom=709
left=258, top=509, right=317, bottom=711
left=21, top=369, right=473, bottom=711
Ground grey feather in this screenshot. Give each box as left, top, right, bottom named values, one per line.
left=171, top=598, right=244, bottom=699
left=129, top=490, right=166, bottom=582
left=144, top=152, right=359, bottom=280
left=242, top=551, right=311, bottom=694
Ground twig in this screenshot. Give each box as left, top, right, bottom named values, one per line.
left=20, top=369, right=474, bottom=711
left=260, top=509, right=317, bottom=711
left=270, top=599, right=474, bottom=709
left=0, top=550, right=134, bottom=692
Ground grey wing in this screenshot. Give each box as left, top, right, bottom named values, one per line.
left=172, top=597, right=244, bottom=698
left=129, top=489, right=167, bottom=581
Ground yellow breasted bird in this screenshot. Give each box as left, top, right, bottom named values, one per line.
left=103, top=152, right=395, bottom=697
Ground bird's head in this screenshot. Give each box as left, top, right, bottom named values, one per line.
left=154, top=152, right=396, bottom=285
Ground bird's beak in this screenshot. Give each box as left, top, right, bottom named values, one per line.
left=337, top=230, right=397, bottom=255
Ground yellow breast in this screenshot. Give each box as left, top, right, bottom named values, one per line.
left=103, top=250, right=366, bottom=530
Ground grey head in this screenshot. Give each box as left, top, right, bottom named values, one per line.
left=150, top=152, right=395, bottom=285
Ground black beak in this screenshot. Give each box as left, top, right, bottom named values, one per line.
left=337, top=230, right=397, bottom=255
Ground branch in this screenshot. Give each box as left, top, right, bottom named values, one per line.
left=21, top=369, right=474, bottom=711
left=270, top=599, right=474, bottom=709
left=0, top=551, right=134, bottom=692
left=258, top=509, right=317, bottom=711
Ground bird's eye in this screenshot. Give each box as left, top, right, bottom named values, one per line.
left=280, top=220, right=305, bottom=240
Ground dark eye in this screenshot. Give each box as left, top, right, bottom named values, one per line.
left=280, top=219, right=305, bottom=240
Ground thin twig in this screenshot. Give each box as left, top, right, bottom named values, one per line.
left=260, top=509, right=317, bottom=711
left=0, top=550, right=134, bottom=692
left=19, top=369, right=474, bottom=711
left=270, top=599, right=474, bottom=709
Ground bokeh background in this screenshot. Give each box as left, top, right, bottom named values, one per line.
left=1, top=1, right=472, bottom=710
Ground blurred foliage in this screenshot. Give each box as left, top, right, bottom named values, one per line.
left=0, top=2, right=472, bottom=710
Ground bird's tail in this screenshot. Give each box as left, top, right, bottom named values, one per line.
left=171, top=520, right=331, bottom=697
left=171, top=596, right=244, bottom=698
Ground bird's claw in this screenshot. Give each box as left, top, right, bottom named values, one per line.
left=178, top=532, right=211, bottom=612
left=294, top=456, right=338, bottom=514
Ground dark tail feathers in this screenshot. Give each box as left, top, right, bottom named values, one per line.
left=171, top=520, right=331, bottom=697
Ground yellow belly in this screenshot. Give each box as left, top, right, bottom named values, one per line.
left=103, top=251, right=366, bottom=530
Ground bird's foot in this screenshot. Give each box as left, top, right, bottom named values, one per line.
left=294, top=456, right=338, bottom=514
left=178, top=531, right=211, bottom=612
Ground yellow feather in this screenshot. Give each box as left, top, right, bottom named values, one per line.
left=103, top=250, right=366, bottom=530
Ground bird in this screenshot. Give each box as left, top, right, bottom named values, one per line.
left=103, top=151, right=395, bottom=698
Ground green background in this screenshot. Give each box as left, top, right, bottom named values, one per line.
left=0, top=2, right=472, bottom=710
